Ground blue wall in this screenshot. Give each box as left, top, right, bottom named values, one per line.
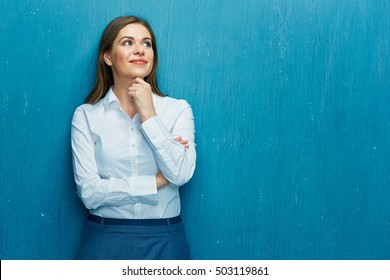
left=1, top=0, right=389, bottom=259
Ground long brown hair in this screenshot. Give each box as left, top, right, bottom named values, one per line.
left=85, top=16, right=164, bottom=104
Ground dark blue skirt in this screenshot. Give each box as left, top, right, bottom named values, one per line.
left=75, top=215, right=190, bottom=260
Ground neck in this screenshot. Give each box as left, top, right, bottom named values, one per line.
left=112, top=79, right=137, bottom=117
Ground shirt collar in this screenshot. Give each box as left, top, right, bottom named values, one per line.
left=102, top=87, right=120, bottom=111
left=102, top=86, right=161, bottom=111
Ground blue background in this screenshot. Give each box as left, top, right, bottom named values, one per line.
left=1, top=0, right=389, bottom=259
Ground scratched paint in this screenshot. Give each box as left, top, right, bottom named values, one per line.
left=0, top=0, right=389, bottom=259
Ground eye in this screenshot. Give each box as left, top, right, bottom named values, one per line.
left=123, top=40, right=133, bottom=46
left=142, top=41, right=152, bottom=47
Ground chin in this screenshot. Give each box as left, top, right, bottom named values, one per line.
left=131, top=72, right=149, bottom=79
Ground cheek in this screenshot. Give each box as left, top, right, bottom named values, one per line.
left=118, top=52, right=129, bottom=62
left=147, top=62, right=154, bottom=75
left=144, top=54, right=154, bottom=74
left=112, top=49, right=129, bottom=62
left=148, top=53, right=154, bottom=71
left=147, top=49, right=154, bottom=61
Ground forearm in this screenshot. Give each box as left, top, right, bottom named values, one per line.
left=74, top=174, right=159, bottom=210
left=141, top=115, right=196, bottom=187
left=156, top=172, right=169, bottom=190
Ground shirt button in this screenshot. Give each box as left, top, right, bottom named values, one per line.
left=132, top=144, right=135, bottom=148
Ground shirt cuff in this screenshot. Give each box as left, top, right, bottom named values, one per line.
left=123, top=175, right=158, bottom=205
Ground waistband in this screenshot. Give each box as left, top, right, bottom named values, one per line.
left=87, top=214, right=182, bottom=226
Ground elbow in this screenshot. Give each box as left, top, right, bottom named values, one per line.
left=76, top=178, right=103, bottom=210
left=168, top=162, right=196, bottom=187
left=77, top=187, right=101, bottom=210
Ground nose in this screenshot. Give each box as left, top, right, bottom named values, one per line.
left=133, top=44, right=144, bottom=55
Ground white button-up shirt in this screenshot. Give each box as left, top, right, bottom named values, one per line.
left=71, top=87, right=196, bottom=219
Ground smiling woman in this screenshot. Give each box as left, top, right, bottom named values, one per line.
left=103, top=24, right=154, bottom=89
left=84, top=16, right=164, bottom=105
left=70, top=16, right=196, bottom=260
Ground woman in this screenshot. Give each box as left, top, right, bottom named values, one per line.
left=71, top=16, right=196, bottom=260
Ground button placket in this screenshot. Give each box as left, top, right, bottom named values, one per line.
left=128, top=119, right=138, bottom=176
left=135, top=203, right=142, bottom=218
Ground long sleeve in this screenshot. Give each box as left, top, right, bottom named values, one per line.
left=71, top=107, right=158, bottom=210
left=140, top=103, right=196, bottom=187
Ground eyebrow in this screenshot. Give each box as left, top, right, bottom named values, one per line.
left=118, top=36, right=152, bottom=42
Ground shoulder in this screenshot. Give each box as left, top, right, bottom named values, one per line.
left=73, top=98, right=105, bottom=113
left=72, top=101, right=103, bottom=122
left=153, top=94, right=194, bottom=125
left=153, top=94, right=191, bottom=112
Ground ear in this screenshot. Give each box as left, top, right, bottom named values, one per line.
left=103, top=52, right=113, bottom=66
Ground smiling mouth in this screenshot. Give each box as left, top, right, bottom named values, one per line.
left=130, top=60, right=147, bottom=64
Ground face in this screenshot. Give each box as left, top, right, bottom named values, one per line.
left=104, top=23, right=154, bottom=82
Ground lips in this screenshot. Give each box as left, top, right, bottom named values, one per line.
left=130, top=59, right=147, bottom=64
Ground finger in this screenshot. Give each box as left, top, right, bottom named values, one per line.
left=128, top=84, right=138, bottom=91
left=128, top=89, right=136, bottom=98
left=131, top=77, right=149, bottom=87
left=131, top=77, right=143, bottom=83
left=129, top=84, right=142, bottom=91
left=128, top=85, right=142, bottom=97
left=179, top=139, right=189, bottom=149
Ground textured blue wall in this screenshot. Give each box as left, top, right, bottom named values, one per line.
left=1, top=0, right=389, bottom=259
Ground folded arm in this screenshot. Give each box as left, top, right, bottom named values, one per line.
left=140, top=104, right=196, bottom=187
left=71, top=108, right=159, bottom=210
